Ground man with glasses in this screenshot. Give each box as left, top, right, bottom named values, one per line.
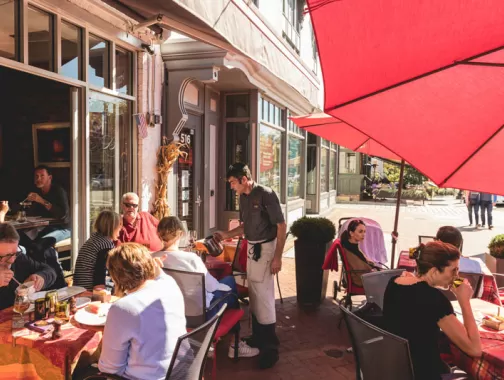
left=0, top=223, right=57, bottom=310
left=117, top=193, right=162, bottom=251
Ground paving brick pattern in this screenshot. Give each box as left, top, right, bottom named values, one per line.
left=205, top=259, right=357, bottom=380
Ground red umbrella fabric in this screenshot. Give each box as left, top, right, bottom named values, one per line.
left=308, top=0, right=504, bottom=195
left=290, top=113, right=401, bottom=161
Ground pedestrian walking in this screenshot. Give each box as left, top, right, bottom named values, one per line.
left=465, top=191, right=480, bottom=227
left=480, top=193, right=496, bottom=230
left=214, top=163, right=287, bottom=369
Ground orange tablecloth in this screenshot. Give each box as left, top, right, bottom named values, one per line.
left=0, top=307, right=102, bottom=380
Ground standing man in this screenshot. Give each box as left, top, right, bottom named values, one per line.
left=465, top=191, right=480, bottom=228
left=214, top=163, right=287, bottom=369
left=480, top=193, right=497, bottom=230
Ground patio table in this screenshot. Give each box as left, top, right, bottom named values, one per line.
left=0, top=303, right=102, bottom=380
left=449, top=299, right=504, bottom=380
left=398, top=250, right=501, bottom=306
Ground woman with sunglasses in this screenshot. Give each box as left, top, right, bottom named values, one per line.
left=340, top=219, right=381, bottom=287
left=117, top=192, right=163, bottom=251
left=383, top=242, right=481, bottom=379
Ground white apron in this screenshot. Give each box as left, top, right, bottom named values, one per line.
left=247, top=239, right=277, bottom=325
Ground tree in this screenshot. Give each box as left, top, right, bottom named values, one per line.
left=384, top=162, right=427, bottom=185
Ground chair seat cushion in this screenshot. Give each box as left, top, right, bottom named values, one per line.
left=214, top=309, right=244, bottom=340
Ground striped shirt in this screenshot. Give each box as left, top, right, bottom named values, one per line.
left=73, top=232, right=115, bottom=291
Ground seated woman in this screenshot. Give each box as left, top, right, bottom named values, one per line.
left=383, top=242, right=481, bottom=380
left=118, top=192, right=162, bottom=251
left=99, top=243, right=188, bottom=379
left=436, top=226, right=482, bottom=274
left=153, top=216, right=259, bottom=359
left=340, top=219, right=381, bottom=287
left=73, top=210, right=121, bottom=291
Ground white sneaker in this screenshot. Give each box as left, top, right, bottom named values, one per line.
left=228, top=341, right=260, bottom=358
left=207, top=345, right=214, bottom=358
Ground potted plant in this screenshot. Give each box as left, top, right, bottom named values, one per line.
left=290, top=217, right=336, bottom=306
left=486, top=234, right=504, bottom=287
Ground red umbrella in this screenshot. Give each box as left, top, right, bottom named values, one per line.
left=291, top=112, right=406, bottom=267
left=308, top=0, right=504, bottom=196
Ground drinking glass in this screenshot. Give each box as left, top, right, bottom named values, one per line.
left=188, top=230, right=198, bottom=249
left=13, top=288, right=30, bottom=316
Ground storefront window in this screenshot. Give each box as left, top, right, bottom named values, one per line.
left=259, top=124, right=282, bottom=195
left=225, top=122, right=250, bottom=211
left=320, top=147, right=328, bottom=192
left=0, top=0, right=17, bottom=60
left=28, top=6, right=52, bottom=71
left=89, top=92, right=131, bottom=223
left=115, top=47, right=131, bottom=94
left=306, top=145, right=317, bottom=195
left=339, top=151, right=357, bottom=174
left=288, top=136, right=302, bottom=198
left=329, top=150, right=336, bottom=190
left=61, top=21, right=82, bottom=80
left=89, top=34, right=109, bottom=88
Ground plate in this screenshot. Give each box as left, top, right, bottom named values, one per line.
left=28, top=286, right=86, bottom=303
left=74, top=304, right=111, bottom=326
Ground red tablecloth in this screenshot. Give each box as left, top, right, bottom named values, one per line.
left=397, top=250, right=502, bottom=307
left=0, top=306, right=102, bottom=379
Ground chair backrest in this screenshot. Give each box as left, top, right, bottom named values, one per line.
left=439, top=272, right=484, bottom=301
left=231, top=237, right=246, bottom=273
left=361, top=269, right=405, bottom=310
left=340, top=305, right=415, bottom=380
left=418, top=235, right=435, bottom=245
left=163, top=268, right=207, bottom=328
left=166, top=305, right=226, bottom=380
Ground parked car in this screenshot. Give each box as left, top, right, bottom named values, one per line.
left=496, top=195, right=504, bottom=207
left=91, top=174, right=113, bottom=190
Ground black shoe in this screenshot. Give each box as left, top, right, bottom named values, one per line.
left=490, top=225, right=494, bottom=230
left=259, top=349, right=279, bottom=369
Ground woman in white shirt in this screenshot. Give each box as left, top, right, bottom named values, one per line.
left=154, top=216, right=259, bottom=359
left=98, top=243, right=188, bottom=380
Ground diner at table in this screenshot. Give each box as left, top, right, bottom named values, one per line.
left=118, top=192, right=163, bottom=251
left=384, top=241, right=481, bottom=380
left=436, top=226, right=483, bottom=274
left=73, top=210, right=122, bottom=291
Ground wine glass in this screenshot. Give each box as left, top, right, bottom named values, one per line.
left=188, top=230, right=198, bottom=250
left=13, top=287, right=30, bottom=317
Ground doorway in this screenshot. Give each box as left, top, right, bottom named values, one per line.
left=176, top=113, right=203, bottom=238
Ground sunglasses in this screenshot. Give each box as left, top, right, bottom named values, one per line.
left=0, top=247, right=23, bottom=261
left=123, top=203, right=138, bottom=209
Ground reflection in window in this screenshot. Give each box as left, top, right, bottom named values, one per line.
left=0, top=0, right=17, bottom=60
left=89, top=92, right=131, bottom=224
left=321, top=147, right=328, bottom=192
left=339, top=151, right=357, bottom=174
left=259, top=124, right=282, bottom=195
left=115, top=47, right=131, bottom=94
left=329, top=151, right=336, bottom=190
left=89, top=34, right=109, bottom=88
left=61, top=21, right=81, bottom=80
left=225, top=122, right=250, bottom=211
left=28, top=6, right=52, bottom=71
left=306, top=146, right=317, bottom=195
left=288, top=136, right=302, bottom=198
left=226, top=94, right=249, bottom=118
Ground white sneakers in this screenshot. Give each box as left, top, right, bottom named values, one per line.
left=228, top=341, right=260, bottom=358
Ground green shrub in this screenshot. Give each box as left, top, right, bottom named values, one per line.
left=489, top=234, right=504, bottom=258
left=445, top=188, right=455, bottom=196
left=437, top=188, right=446, bottom=196
left=401, top=189, right=427, bottom=200
left=290, top=217, right=336, bottom=244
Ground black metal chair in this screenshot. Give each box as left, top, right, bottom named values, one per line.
left=439, top=272, right=484, bottom=302
left=340, top=304, right=415, bottom=380
left=361, top=269, right=405, bottom=311
left=418, top=235, right=436, bottom=245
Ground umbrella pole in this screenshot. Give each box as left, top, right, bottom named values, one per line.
left=390, top=159, right=405, bottom=269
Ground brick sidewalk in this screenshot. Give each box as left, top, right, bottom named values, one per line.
left=205, top=258, right=357, bottom=380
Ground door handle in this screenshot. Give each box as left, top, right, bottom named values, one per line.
left=195, top=195, right=202, bottom=206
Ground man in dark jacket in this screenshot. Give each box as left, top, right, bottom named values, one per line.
left=0, top=223, right=56, bottom=310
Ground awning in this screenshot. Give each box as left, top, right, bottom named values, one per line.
left=290, top=113, right=401, bottom=161
left=308, top=0, right=504, bottom=195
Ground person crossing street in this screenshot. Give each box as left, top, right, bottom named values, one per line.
left=214, top=163, right=287, bottom=369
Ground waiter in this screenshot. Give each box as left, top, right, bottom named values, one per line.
left=215, top=163, right=286, bottom=369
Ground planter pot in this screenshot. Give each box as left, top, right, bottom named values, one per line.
left=485, top=253, right=504, bottom=288
left=294, top=239, right=331, bottom=306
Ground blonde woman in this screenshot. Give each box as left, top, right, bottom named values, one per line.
left=99, top=243, right=187, bottom=379
left=154, top=216, right=259, bottom=359
left=73, top=210, right=122, bottom=291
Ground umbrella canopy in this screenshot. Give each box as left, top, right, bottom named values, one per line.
left=308, top=0, right=504, bottom=195
left=290, top=113, right=401, bottom=161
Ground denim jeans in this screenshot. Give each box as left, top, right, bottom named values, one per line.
left=38, top=226, right=71, bottom=243
left=480, top=201, right=493, bottom=226
left=468, top=203, right=479, bottom=225
left=206, top=275, right=240, bottom=321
